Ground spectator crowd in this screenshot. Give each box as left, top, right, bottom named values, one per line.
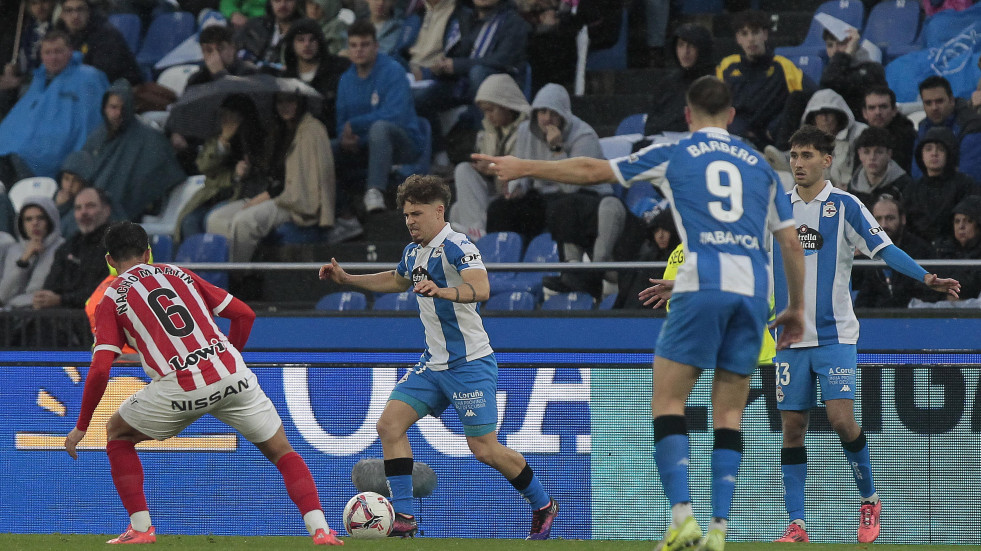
left=0, top=0, right=980, bottom=315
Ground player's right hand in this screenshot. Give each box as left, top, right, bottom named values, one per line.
left=65, top=428, right=85, bottom=460
left=772, top=307, right=804, bottom=350
left=318, top=258, right=347, bottom=283
left=638, top=278, right=674, bottom=309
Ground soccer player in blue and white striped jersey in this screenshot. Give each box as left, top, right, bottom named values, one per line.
left=318, top=175, right=558, bottom=540
left=477, top=76, right=809, bottom=551
left=772, top=126, right=960, bottom=545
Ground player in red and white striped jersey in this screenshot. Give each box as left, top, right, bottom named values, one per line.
left=64, top=221, right=343, bottom=546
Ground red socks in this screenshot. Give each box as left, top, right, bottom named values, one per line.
left=106, top=440, right=148, bottom=515
left=276, top=451, right=322, bottom=515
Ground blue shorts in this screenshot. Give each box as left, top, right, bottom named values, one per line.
left=774, top=344, right=857, bottom=410
left=389, top=353, right=498, bottom=437
left=655, top=290, right=768, bottom=376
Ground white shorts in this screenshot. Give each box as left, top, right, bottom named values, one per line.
left=118, top=366, right=282, bottom=444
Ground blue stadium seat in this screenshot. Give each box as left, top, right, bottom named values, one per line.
left=863, top=0, right=921, bottom=62
left=616, top=113, right=647, bottom=136
left=267, top=222, right=329, bottom=245
left=150, top=233, right=173, bottom=263
left=373, top=292, right=418, bottom=311
left=774, top=51, right=825, bottom=87
left=794, top=0, right=867, bottom=52
left=542, top=292, right=594, bottom=311
left=680, top=0, right=723, bottom=14
left=316, top=291, right=368, bottom=311
left=108, top=13, right=142, bottom=54
left=958, top=133, right=981, bottom=183
left=598, top=293, right=617, bottom=310
left=586, top=9, right=627, bottom=71
left=175, top=233, right=229, bottom=289
left=477, top=231, right=524, bottom=293
left=136, top=11, right=196, bottom=79
left=484, top=291, right=537, bottom=311
left=504, top=232, right=559, bottom=299
left=394, top=117, right=432, bottom=182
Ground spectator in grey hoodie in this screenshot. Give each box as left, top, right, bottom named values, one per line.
left=0, top=196, right=64, bottom=308
left=848, top=126, right=912, bottom=210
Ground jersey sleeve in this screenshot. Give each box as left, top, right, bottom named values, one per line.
left=842, top=195, right=892, bottom=257
left=92, top=293, right=126, bottom=356
left=448, top=238, right=485, bottom=272
left=185, top=268, right=234, bottom=315
left=396, top=244, right=415, bottom=279
left=767, top=185, right=796, bottom=233
left=609, top=142, right=673, bottom=190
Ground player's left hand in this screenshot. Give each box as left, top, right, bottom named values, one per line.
left=472, top=154, right=523, bottom=182
left=638, top=278, right=673, bottom=309
left=924, top=274, right=960, bottom=299
left=65, top=428, right=85, bottom=460
left=772, top=307, right=805, bottom=350
left=413, top=280, right=441, bottom=298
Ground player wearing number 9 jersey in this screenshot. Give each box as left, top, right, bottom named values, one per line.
left=475, top=76, right=808, bottom=551
left=64, top=221, right=343, bottom=546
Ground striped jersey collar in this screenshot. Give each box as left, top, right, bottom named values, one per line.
left=790, top=180, right=833, bottom=204
left=420, top=222, right=453, bottom=249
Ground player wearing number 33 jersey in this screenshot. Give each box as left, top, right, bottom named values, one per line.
left=611, top=127, right=794, bottom=376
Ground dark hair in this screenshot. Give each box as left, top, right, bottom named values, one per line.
left=821, top=29, right=841, bottom=43
left=685, top=75, right=731, bottom=117
left=864, top=85, right=896, bottom=106
left=199, top=25, right=234, bottom=45
left=396, top=174, right=451, bottom=208
left=218, top=93, right=265, bottom=171
left=17, top=201, right=54, bottom=240
left=854, top=126, right=893, bottom=151
left=730, top=10, right=769, bottom=33
left=41, top=29, right=71, bottom=46
left=77, top=186, right=113, bottom=209
left=103, top=221, right=148, bottom=261
left=918, top=75, right=953, bottom=98
left=873, top=194, right=905, bottom=218
left=789, top=124, right=835, bottom=156
left=347, top=19, right=377, bottom=41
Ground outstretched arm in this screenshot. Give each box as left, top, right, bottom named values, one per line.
left=65, top=348, right=118, bottom=459
left=876, top=245, right=960, bottom=299
left=772, top=225, right=806, bottom=350
left=319, top=258, right=412, bottom=293
left=472, top=154, right=616, bottom=185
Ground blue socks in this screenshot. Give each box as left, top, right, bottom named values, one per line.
left=711, top=429, right=743, bottom=521
left=384, top=458, right=415, bottom=516
left=653, top=415, right=690, bottom=506
left=842, top=431, right=876, bottom=499
left=781, top=446, right=807, bottom=522
left=508, top=463, right=551, bottom=510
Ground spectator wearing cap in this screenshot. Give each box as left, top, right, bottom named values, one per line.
left=819, top=27, right=886, bottom=122
left=800, top=88, right=867, bottom=189
left=848, top=126, right=912, bottom=210
left=642, top=23, right=714, bottom=137
left=904, top=127, right=981, bottom=243
left=854, top=195, right=934, bottom=308
left=55, top=0, right=143, bottom=85
left=928, top=195, right=981, bottom=301
left=863, top=86, right=916, bottom=174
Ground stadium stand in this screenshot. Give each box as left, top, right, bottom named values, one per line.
left=615, top=113, right=647, bottom=136
left=136, top=11, right=196, bottom=79
left=373, top=292, right=418, bottom=311
left=863, top=0, right=922, bottom=62
left=107, top=13, right=142, bottom=54
left=8, top=177, right=57, bottom=213
left=316, top=291, right=368, bottom=311
left=484, top=291, right=537, bottom=311
left=174, top=232, right=229, bottom=289
left=542, top=292, right=594, bottom=311
left=149, top=233, right=174, bottom=263
left=140, top=175, right=205, bottom=239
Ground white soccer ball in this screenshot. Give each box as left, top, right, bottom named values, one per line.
left=343, top=492, right=394, bottom=539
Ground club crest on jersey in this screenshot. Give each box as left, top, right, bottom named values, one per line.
left=411, top=265, right=432, bottom=284
left=822, top=201, right=837, bottom=218
left=797, top=224, right=823, bottom=255
left=432, top=245, right=444, bottom=259
left=776, top=385, right=785, bottom=403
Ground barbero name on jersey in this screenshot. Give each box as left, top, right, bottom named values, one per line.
left=113, top=266, right=195, bottom=314
left=686, top=138, right=758, bottom=165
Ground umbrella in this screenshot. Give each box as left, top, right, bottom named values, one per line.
left=167, top=74, right=324, bottom=139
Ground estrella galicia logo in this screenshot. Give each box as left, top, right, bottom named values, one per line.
left=797, top=224, right=823, bottom=255
left=411, top=265, right=432, bottom=284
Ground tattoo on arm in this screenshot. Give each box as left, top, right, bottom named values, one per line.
left=454, top=287, right=460, bottom=302
left=464, top=282, right=476, bottom=302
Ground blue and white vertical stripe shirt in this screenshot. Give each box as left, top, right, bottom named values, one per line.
left=396, top=223, right=493, bottom=370
left=610, top=127, right=795, bottom=300
left=788, top=181, right=891, bottom=347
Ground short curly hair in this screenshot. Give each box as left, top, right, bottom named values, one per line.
left=396, top=174, right=452, bottom=209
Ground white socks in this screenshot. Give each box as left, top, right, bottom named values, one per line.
left=130, top=511, right=152, bottom=532
left=708, top=517, right=728, bottom=534
left=303, top=509, right=329, bottom=536
left=671, top=502, right=693, bottom=528
left=862, top=492, right=880, bottom=505
left=791, top=519, right=807, bottom=530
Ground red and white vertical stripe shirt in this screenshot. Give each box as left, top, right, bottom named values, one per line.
left=93, top=263, right=246, bottom=391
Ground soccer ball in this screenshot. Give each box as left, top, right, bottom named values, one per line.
left=342, top=492, right=394, bottom=539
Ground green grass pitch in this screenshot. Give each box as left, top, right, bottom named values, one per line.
left=1, top=535, right=979, bottom=551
